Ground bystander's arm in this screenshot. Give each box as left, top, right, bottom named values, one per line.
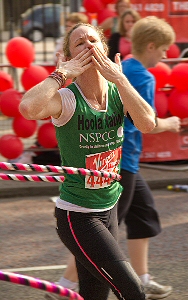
left=149, top=116, right=181, bottom=134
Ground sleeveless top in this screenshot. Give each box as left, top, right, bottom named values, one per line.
left=112, top=17, right=119, bottom=34
left=55, top=82, right=124, bottom=209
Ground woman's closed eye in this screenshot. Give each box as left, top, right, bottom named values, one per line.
left=76, top=37, right=98, bottom=47
left=76, top=41, right=84, bottom=46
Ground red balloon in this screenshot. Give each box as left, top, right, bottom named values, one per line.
left=169, top=63, right=188, bottom=91
left=21, top=65, right=49, bottom=91
left=168, top=88, right=188, bottom=118
left=0, top=88, right=22, bottom=117
left=37, top=122, right=58, bottom=148
left=83, top=0, right=105, bottom=13
left=12, top=115, right=37, bottom=138
left=0, top=71, right=14, bottom=92
left=0, top=134, right=23, bottom=159
left=6, top=37, right=35, bottom=68
left=155, top=91, right=169, bottom=118
left=64, top=78, right=72, bottom=87
left=42, top=65, right=56, bottom=74
left=148, top=62, right=171, bottom=90
left=98, top=8, right=116, bottom=24
left=167, top=44, right=180, bottom=58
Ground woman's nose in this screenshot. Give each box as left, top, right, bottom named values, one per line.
left=85, top=40, right=92, bottom=48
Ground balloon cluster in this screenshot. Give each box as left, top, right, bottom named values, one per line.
left=168, top=62, right=188, bottom=118
left=0, top=88, right=34, bottom=159
left=3, top=36, right=49, bottom=91
left=0, top=88, right=57, bottom=159
left=147, top=48, right=188, bottom=119
left=0, top=37, right=57, bottom=159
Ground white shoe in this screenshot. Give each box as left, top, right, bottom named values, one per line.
left=49, top=196, right=58, bottom=203
left=144, top=279, right=172, bottom=299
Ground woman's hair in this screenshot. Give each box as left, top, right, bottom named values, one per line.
left=119, top=9, right=141, bottom=36
left=131, top=16, right=176, bottom=55
left=63, top=23, right=108, bottom=58
left=115, top=0, right=130, bottom=11
left=65, top=12, right=88, bottom=24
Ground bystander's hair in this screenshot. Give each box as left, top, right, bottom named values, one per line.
left=131, top=16, right=175, bottom=55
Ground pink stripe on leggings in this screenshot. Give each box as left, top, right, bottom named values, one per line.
left=67, top=211, right=121, bottom=295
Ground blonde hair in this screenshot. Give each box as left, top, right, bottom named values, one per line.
left=131, top=16, right=176, bottom=55
left=119, top=9, right=141, bottom=36
left=65, top=12, right=88, bottom=24
left=115, top=0, right=130, bottom=11
left=63, top=23, right=108, bottom=58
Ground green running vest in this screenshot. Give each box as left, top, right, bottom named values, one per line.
left=55, top=82, right=124, bottom=209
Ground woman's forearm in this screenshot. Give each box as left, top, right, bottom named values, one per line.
left=19, top=77, right=61, bottom=120
left=116, top=75, right=156, bottom=133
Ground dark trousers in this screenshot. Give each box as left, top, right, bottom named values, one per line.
left=118, top=169, right=161, bottom=239
left=55, top=205, right=145, bottom=300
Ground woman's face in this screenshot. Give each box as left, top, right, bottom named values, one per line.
left=123, top=14, right=136, bottom=34
left=68, top=25, right=105, bottom=58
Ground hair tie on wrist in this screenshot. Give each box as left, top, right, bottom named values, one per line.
left=55, top=69, right=67, bottom=82
left=48, top=70, right=67, bottom=88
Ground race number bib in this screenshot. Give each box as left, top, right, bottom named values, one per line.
left=85, top=147, right=122, bottom=189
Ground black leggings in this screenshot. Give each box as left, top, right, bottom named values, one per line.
left=55, top=205, right=145, bottom=300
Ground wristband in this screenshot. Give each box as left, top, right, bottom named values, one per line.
left=55, top=69, right=67, bottom=82
left=154, top=110, right=158, bottom=127
left=48, top=70, right=67, bottom=88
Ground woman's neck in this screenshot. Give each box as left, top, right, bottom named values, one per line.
left=75, top=70, right=107, bottom=109
left=125, top=30, right=131, bottom=40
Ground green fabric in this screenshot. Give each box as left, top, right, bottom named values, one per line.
left=55, top=82, right=124, bottom=209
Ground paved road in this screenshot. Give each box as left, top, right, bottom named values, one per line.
left=0, top=190, right=188, bottom=300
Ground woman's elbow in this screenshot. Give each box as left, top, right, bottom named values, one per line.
left=135, top=117, right=156, bottom=134
left=143, top=122, right=156, bottom=133
left=19, top=102, right=33, bottom=120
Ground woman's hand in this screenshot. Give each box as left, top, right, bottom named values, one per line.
left=91, top=46, right=123, bottom=82
left=56, top=48, right=94, bottom=79
left=114, top=52, right=122, bottom=72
